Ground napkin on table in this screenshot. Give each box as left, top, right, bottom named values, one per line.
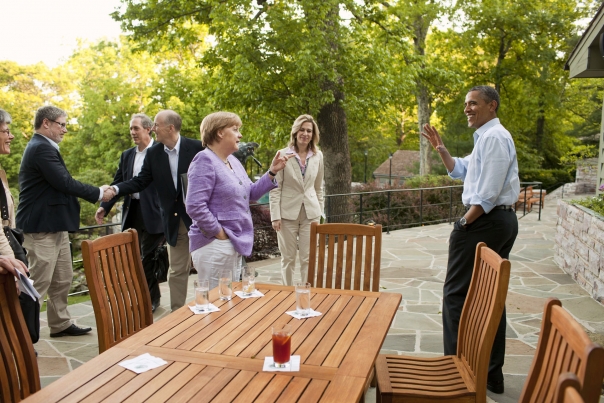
left=286, top=309, right=322, bottom=320
left=188, top=303, right=220, bottom=314
left=263, top=356, right=301, bottom=372
left=119, top=353, right=168, bottom=374
left=234, top=290, right=264, bottom=299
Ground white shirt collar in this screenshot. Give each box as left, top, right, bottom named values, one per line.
left=473, top=118, right=500, bottom=143
left=38, top=133, right=60, bottom=151
left=164, top=135, right=181, bottom=155
left=137, top=138, right=154, bottom=154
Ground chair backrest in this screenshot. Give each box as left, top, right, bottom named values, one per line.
left=0, top=273, right=40, bottom=402
left=82, top=229, right=153, bottom=353
left=308, top=222, right=382, bottom=292
left=457, top=242, right=511, bottom=401
left=519, top=298, right=604, bottom=403
left=555, top=373, right=585, bottom=403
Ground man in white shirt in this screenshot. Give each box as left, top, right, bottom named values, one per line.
left=97, top=114, right=165, bottom=312
left=102, top=110, right=204, bottom=311
left=422, top=86, right=520, bottom=395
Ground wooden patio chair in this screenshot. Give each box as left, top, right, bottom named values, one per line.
left=0, top=272, right=40, bottom=402
left=308, top=222, right=382, bottom=292
left=375, top=242, right=511, bottom=403
left=518, top=298, right=604, bottom=403
left=82, top=229, right=153, bottom=353
left=554, top=373, right=584, bottom=403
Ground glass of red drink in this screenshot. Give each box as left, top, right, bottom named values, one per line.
left=272, top=324, right=292, bottom=368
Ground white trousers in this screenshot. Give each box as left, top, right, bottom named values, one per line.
left=192, top=239, right=241, bottom=291
left=277, top=206, right=319, bottom=286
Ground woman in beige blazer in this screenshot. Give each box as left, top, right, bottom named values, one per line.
left=270, top=115, right=324, bottom=285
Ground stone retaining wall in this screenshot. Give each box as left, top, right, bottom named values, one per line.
left=554, top=200, right=604, bottom=304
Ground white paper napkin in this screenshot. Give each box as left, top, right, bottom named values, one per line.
left=263, top=355, right=301, bottom=372
left=286, top=309, right=322, bottom=320
left=119, top=353, right=168, bottom=374
left=188, top=303, right=220, bottom=314
left=234, top=290, right=264, bottom=299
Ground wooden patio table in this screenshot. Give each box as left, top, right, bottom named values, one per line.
left=23, top=283, right=401, bottom=403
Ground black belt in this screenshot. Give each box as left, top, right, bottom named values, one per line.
left=465, top=205, right=514, bottom=212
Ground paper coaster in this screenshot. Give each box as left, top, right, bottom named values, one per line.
left=263, top=356, right=301, bottom=372
left=188, top=303, right=220, bottom=315
left=286, top=309, right=322, bottom=320
left=234, top=290, right=264, bottom=299
left=119, top=353, right=168, bottom=374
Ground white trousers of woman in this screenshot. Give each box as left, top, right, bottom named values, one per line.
left=277, top=206, right=320, bottom=286
left=192, top=239, right=241, bottom=291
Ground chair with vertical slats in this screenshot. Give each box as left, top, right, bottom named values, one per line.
left=0, top=272, right=40, bottom=402
left=307, top=222, right=382, bottom=292
left=554, top=373, right=585, bottom=403
left=375, top=242, right=511, bottom=403
left=518, top=298, right=604, bottom=403
left=82, top=229, right=153, bottom=353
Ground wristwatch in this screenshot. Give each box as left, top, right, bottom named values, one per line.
left=459, top=216, right=467, bottom=227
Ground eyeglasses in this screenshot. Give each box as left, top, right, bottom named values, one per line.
left=48, top=119, right=67, bottom=129
left=0, top=129, right=10, bottom=135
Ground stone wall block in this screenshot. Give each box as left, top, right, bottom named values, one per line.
left=576, top=240, right=590, bottom=262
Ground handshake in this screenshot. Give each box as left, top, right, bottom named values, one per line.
left=100, top=185, right=116, bottom=202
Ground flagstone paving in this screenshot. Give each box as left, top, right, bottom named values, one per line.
left=35, top=197, right=604, bottom=402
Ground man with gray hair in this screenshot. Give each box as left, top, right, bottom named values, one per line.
left=96, top=113, right=165, bottom=312
left=16, top=105, right=113, bottom=337
left=422, top=86, right=520, bottom=394
left=104, top=110, right=203, bottom=311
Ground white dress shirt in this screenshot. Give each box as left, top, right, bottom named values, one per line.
left=132, top=139, right=154, bottom=199
left=164, top=135, right=181, bottom=190
left=448, top=118, right=520, bottom=214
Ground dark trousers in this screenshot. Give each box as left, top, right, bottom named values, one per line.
left=443, top=209, right=518, bottom=382
left=125, top=199, right=164, bottom=304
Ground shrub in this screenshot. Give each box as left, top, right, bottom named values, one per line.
left=249, top=204, right=279, bottom=261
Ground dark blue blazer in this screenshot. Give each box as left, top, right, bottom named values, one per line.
left=101, top=144, right=163, bottom=234
left=16, top=134, right=99, bottom=233
left=114, top=136, right=203, bottom=246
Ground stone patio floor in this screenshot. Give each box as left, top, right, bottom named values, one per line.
left=35, top=197, right=604, bottom=402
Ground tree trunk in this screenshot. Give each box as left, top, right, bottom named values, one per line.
left=318, top=87, right=351, bottom=223
left=417, top=82, right=432, bottom=175
left=413, top=12, right=432, bottom=176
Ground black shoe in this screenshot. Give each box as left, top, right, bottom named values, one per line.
left=487, top=379, right=504, bottom=394
left=152, top=300, right=160, bottom=313
left=50, top=324, right=92, bottom=338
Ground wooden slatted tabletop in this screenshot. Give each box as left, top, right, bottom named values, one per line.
left=23, top=283, right=401, bottom=403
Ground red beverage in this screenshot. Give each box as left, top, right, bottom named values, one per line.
left=272, top=332, right=291, bottom=365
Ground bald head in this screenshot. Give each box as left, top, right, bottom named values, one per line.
left=153, top=110, right=182, bottom=149
left=156, top=110, right=182, bottom=132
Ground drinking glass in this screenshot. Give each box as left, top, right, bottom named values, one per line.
left=219, top=270, right=233, bottom=301
left=295, top=282, right=311, bottom=316
left=242, top=265, right=255, bottom=296
left=272, top=323, right=292, bottom=367
left=194, top=279, right=209, bottom=311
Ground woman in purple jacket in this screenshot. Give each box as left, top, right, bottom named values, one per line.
left=186, top=112, right=292, bottom=288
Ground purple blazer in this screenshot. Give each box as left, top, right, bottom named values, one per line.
left=186, top=148, right=277, bottom=256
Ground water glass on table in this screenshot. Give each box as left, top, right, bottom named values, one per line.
left=219, top=270, right=233, bottom=301
left=194, top=279, right=209, bottom=311
left=242, top=264, right=255, bottom=296
left=295, top=282, right=311, bottom=316
left=272, top=323, right=292, bottom=368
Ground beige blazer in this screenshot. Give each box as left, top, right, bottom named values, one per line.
left=0, top=169, right=16, bottom=258
left=269, top=148, right=324, bottom=221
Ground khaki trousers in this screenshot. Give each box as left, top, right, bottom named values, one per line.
left=167, top=219, right=191, bottom=311
left=277, top=206, right=319, bottom=286
left=24, top=232, right=73, bottom=333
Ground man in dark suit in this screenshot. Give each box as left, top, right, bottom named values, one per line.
left=16, top=105, right=113, bottom=337
left=105, top=110, right=203, bottom=311
left=96, top=113, right=165, bottom=312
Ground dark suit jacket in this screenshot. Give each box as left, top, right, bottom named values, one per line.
left=100, top=144, right=163, bottom=234
left=16, top=133, right=100, bottom=233
left=115, top=136, right=203, bottom=246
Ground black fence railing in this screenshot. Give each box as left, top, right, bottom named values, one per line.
left=65, top=181, right=543, bottom=297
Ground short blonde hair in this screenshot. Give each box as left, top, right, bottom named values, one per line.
left=200, top=112, right=242, bottom=146
left=288, top=114, right=320, bottom=153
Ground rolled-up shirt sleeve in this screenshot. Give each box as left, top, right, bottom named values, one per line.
left=448, top=155, right=470, bottom=181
